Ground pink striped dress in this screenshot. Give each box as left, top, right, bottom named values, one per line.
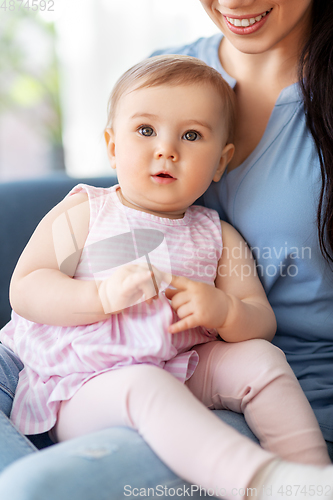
left=0, top=184, right=223, bottom=435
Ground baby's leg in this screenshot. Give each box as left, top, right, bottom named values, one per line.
left=186, top=340, right=330, bottom=465
left=55, top=364, right=274, bottom=499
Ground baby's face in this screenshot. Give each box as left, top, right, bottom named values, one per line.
left=106, top=82, right=232, bottom=218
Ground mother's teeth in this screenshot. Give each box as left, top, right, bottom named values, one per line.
left=226, top=10, right=270, bottom=27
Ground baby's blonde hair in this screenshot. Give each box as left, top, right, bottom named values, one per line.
left=106, top=55, right=235, bottom=144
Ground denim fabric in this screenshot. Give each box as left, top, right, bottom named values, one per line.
left=328, top=442, right=333, bottom=462
left=0, top=413, right=257, bottom=500
left=0, top=345, right=37, bottom=472
left=0, top=411, right=36, bottom=473
left=0, top=344, right=23, bottom=418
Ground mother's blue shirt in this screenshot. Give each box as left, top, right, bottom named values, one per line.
left=153, top=34, right=333, bottom=441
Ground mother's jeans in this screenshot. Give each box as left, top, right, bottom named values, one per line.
left=0, top=344, right=331, bottom=500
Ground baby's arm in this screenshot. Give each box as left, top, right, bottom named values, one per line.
left=166, top=221, right=276, bottom=342
left=9, top=193, right=107, bottom=327
left=213, top=220, right=276, bottom=341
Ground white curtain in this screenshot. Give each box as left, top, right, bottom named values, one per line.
left=56, top=0, right=218, bottom=177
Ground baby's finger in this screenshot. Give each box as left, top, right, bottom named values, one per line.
left=168, top=314, right=196, bottom=334
left=175, top=302, right=193, bottom=320
left=169, top=274, right=190, bottom=291
left=168, top=290, right=191, bottom=311
left=165, top=287, right=177, bottom=300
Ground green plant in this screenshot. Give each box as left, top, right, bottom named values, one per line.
left=0, top=4, right=62, bottom=147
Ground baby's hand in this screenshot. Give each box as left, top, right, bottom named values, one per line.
left=165, top=275, right=230, bottom=334
left=98, top=264, right=167, bottom=314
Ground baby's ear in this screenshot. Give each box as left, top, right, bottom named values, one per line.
left=104, top=128, right=116, bottom=170
left=213, top=143, right=235, bottom=182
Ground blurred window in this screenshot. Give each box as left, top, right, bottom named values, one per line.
left=0, top=2, right=64, bottom=180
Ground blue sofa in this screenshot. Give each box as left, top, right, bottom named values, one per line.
left=0, top=175, right=116, bottom=330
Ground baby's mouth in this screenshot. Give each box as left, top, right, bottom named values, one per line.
left=154, top=171, right=175, bottom=179
left=152, top=171, right=177, bottom=184
left=156, top=173, right=173, bottom=178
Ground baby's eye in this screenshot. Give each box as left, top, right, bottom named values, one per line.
left=183, top=130, right=201, bottom=141
left=138, top=126, right=155, bottom=137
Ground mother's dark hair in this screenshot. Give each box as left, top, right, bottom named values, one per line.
left=299, top=0, right=333, bottom=263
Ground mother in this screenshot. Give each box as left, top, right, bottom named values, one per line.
left=0, top=0, right=332, bottom=498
